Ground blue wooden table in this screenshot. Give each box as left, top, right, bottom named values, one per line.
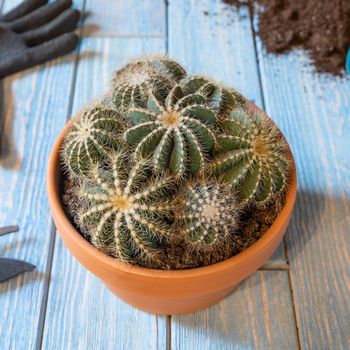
left=1, top=1, right=349, bottom=349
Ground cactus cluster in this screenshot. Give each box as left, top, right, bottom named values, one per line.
left=61, top=55, right=292, bottom=269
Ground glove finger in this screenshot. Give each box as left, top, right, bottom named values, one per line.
left=28, top=32, right=79, bottom=64
left=0, top=33, right=78, bottom=78
left=10, top=0, right=73, bottom=33
left=22, top=8, right=80, bottom=46
left=0, top=0, right=47, bottom=22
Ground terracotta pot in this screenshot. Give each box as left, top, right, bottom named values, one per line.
left=47, top=102, right=297, bottom=315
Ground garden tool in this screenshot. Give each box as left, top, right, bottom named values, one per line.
left=0, top=225, right=35, bottom=282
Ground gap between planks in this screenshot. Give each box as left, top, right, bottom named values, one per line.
left=249, top=3, right=302, bottom=348
left=35, top=1, right=88, bottom=348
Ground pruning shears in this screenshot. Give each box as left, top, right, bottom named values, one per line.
left=0, top=226, right=35, bottom=282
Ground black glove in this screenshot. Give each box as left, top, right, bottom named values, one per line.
left=0, top=0, right=80, bottom=79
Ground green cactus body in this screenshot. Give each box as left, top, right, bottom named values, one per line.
left=124, top=83, right=217, bottom=177
left=74, top=151, right=175, bottom=263
left=179, top=76, right=245, bottom=114
left=175, top=181, right=239, bottom=249
left=212, top=109, right=291, bottom=205
left=61, top=56, right=292, bottom=269
left=62, top=107, right=124, bottom=176
left=112, top=56, right=186, bottom=111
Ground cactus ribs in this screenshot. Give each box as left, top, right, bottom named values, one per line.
left=61, top=56, right=292, bottom=269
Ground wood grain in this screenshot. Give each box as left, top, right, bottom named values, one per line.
left=41, top=37, right=169, bottom=350
left=255, top=28, right=350, bottom=349
left=82, top=0, right=165, bottom=37
left=0, top=18, right=80, bottom=350
left=41, top=235, right=167, bottom=350
left=0, top=1, right=82, bottom=349
left=172, top=271, right=299, bottom=350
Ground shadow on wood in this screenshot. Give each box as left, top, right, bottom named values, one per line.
left=0, top=270, right=45, bottom=294
left=284, top=188, right=349, bottom=265
left=171, top=270, right=299, bottom=349
left=0, top=80, right=21, bottom=169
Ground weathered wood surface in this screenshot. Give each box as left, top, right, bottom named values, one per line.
left=172, top=271, right=299, bottom=350
left=1, top=0, right=349, bottom=349
left=256, top=40, right=350, bottom=349
left=0, top=1, right=84, bottom=349
left=82, top=0, right=165, bottom=37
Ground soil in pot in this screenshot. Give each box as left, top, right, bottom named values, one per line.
left=62, top=153, right=286, bottom=270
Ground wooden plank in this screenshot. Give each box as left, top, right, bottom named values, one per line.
left=0, top=2, right=84, bottom=349
left=83, top=0, right=165, bottom=37
left=41, top=37, right=169, bottom=350
left=167, top=0, right=286, bottom=266
left=172, top=271, right=299, bottom=350
left=41, top=234, right=167, bottom=350
left=255, top=28, right=350, bottom=349
left=0, top=13, right=81, bottom=350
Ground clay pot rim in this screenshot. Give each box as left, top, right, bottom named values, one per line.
left=47, top=109, right=297, bottom=280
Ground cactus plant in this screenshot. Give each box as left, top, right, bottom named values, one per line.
left=62, top=106, right=124, bottom=176
left=71, top=151, right=175, bottom=263
left=112, top=56, right=186, bottom=111
left=60, top=56, right=293, bottom=269
left=124, top=83, right=217, bottom=177
left=179, top=76, right=245, bottom=114
left=212, top=108, right=291, bottom=205
left=175, top=180, right=239, bottom=249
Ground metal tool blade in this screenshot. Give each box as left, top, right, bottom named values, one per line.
left=0, top=258, right=36, bottom=282
left=0, top=225, right=19, bottom=237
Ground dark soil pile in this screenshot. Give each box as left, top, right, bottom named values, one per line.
left=224, top=0, right=350, bottom=75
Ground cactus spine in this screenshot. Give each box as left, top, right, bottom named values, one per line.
left=112, top=56, right=186, bottom=111
left=179, top=76, right=245, bottom=114
left=124, top=82, right=217, bottom=177
left=175, top=180, right=239, bottom=249
left=212, top=108, right=291, bottom=204
left=73, top=151, right=175, bottom=263
left=61, top=56, right=292, bottom=268
left=62, top=107, right=124, bottom=176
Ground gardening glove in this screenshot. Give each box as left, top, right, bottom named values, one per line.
left=0, top=0, right=80, bottom=79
